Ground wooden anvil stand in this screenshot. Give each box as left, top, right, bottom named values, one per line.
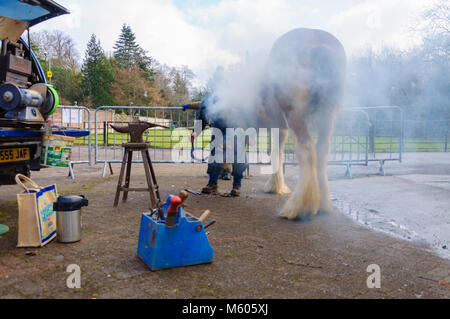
left=110, top=122, right=163, bottom=208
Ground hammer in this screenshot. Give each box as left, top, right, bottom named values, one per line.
left=165, top=196, right=182, bottom=228
left=182, top=102, right=202, bottom=111
left=198, top=210, right=215, bottom=229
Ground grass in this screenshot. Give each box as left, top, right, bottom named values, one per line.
left=70, top=128, right=448, bottom=153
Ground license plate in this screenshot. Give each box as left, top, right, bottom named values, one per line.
left=0, top=148, right=30, bottom=163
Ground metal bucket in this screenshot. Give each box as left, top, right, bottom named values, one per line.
left=54, top=195, right=88, bottom=243
left=56, top=209, right=81, bottom=243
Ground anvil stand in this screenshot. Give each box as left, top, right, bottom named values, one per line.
left=111, top=123, right=162, bottom=209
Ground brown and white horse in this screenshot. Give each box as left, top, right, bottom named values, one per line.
left=258, top=28, right=346, bottom=220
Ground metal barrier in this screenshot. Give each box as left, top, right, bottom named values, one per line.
left=94, top=106, right=206, bottom=177
left=282, top=106, right=403, bottom=177
left=403, top=119, right=449, bottom=152
left=46, top=105, right=448, bottom=179
left=359, top=106, right=403, bottom=175
left=93, top=105, right=404, bottom=178
left=48, top=105, right=92, bottom=178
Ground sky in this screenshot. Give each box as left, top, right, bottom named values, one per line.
left=31, top=0, right=432, bottom=86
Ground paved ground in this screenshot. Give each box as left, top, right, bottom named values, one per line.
left=328, top=152, right=450, bottom=260
left=0, top=152, right=449, bottom=299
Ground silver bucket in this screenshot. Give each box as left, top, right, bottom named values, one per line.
left=54, top=195, right=88, bottom=243
left=56, top=209, right=82, bottom=243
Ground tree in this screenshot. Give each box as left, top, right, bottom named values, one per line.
left=111, top=66, right=167, bottom=107
left=29, top=31, right=82, bottom=105
left=169, top=66, right=195, bottom=106
left=153, top=63, right=173, bottom=102
left=113, top=24, right=154, bottom=79
left=52, top=67, right=83, bottom=105
left=421, top=0, right=449, bottom=59
left=191, top=86, right=210, bottom=102
left=31, top=30, right=80, bottom=72
left=81, top=34, right=115, bottom=108
left=113, top=24, right=140, bottom=69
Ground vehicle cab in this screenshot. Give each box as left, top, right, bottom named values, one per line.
left=0, top=0, right=69, bottom=184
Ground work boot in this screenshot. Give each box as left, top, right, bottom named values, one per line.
left=201, top=183, right=218, bottom=194
left=229, top=184, right=241, bottom=197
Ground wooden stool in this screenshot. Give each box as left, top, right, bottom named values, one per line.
left=113, top=143, right=161, bottom=208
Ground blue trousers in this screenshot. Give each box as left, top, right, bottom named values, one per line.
left=207, top=134, right=247, bottom=186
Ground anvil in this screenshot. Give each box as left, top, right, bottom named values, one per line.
left=110, top=121, right=168, bottom=143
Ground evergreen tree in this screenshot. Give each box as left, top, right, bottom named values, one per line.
left=113, top=24, right=140, bottom=69
left=81, top=34, right=115, bottom=107
left=113, top=24, right=154, bottom=79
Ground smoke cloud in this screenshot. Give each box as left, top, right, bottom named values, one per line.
left=203, top=52, right=268, bottom=130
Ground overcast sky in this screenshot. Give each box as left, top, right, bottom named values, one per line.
left=32, top=0, right=432, bottom=86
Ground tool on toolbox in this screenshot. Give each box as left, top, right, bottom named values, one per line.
left=165, top=196, right=181, bottom=228
left=185, top=188, right=201, bottom=195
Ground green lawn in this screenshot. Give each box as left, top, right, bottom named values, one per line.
left=71, top=128, right=448, bottom=152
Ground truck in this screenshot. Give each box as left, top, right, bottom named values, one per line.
left=0, top=0, right=69, bottom=184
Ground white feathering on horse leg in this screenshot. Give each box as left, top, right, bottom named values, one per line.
left=264, top=171, right=291, bottom=194
left=317, top=159, right=333, bottom=213
left=279, top=140, right=320, bottom=219
left=316, top=113, right=337, bottom=214
left=264, top=129, right=291, bottom=195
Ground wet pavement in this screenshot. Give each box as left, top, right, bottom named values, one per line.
left=324, top=152, right=450, bottom=260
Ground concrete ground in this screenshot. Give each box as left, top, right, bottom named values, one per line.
left=328, top=152, right=450, bottom=260
left=0, top=152, right=449, bottom=299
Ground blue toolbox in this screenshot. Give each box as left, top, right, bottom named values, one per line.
left=137, top=193, right=214, bottom=270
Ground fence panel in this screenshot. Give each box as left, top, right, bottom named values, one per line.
left=93, top=105, right=409, bottom=178
left=94, top=106, right=211, bottom=176
left=282, top=106, right=403, bottom=177
left=282, top=108, right=370, bottom=177
left=403, top=119, right=449, bottom=152
left=48, top=105, right=92, bottom=178
left=48, top=105, right=447, bottom=179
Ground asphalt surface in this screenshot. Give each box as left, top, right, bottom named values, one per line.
left=0, top=152, right=449, bottom=298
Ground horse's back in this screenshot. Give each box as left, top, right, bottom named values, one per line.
left=265, top=28, right=346, bottom=117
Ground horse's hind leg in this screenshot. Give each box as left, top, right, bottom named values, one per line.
left=264, top=128, right=291, bottom=195
left=315, top=110, right=337, bottom=213
left=279, top=114, right=320, bottom=219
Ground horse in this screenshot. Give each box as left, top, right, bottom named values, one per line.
left=187, top=28, right=346, bottom=219
left=256, top=28, right=347, bottom=220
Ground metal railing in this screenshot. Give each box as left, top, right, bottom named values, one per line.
left=48, top=105, right=92, bottom=178
left=355, top=106, right=403, bottom=176
left=403, top=119, right=449, bottom=152
left=46, top=105, right=446, bottom=179
left=281, top=106, right=405, bottom=177
left=94, top=106, right=207, bottom=176
left=92, top=105, right=408, bottom=178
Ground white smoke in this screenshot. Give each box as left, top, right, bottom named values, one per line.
left=203, top=51, right=269, bottom=129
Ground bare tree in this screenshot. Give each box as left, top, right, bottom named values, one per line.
left=421, top=0, right=449, bottom=59
left=169, top=65, right=195, bottom=106
left=31, top=30, right=80, bottom=71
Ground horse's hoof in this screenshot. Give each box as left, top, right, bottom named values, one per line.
left=264, top=183, right=291, bottom=195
